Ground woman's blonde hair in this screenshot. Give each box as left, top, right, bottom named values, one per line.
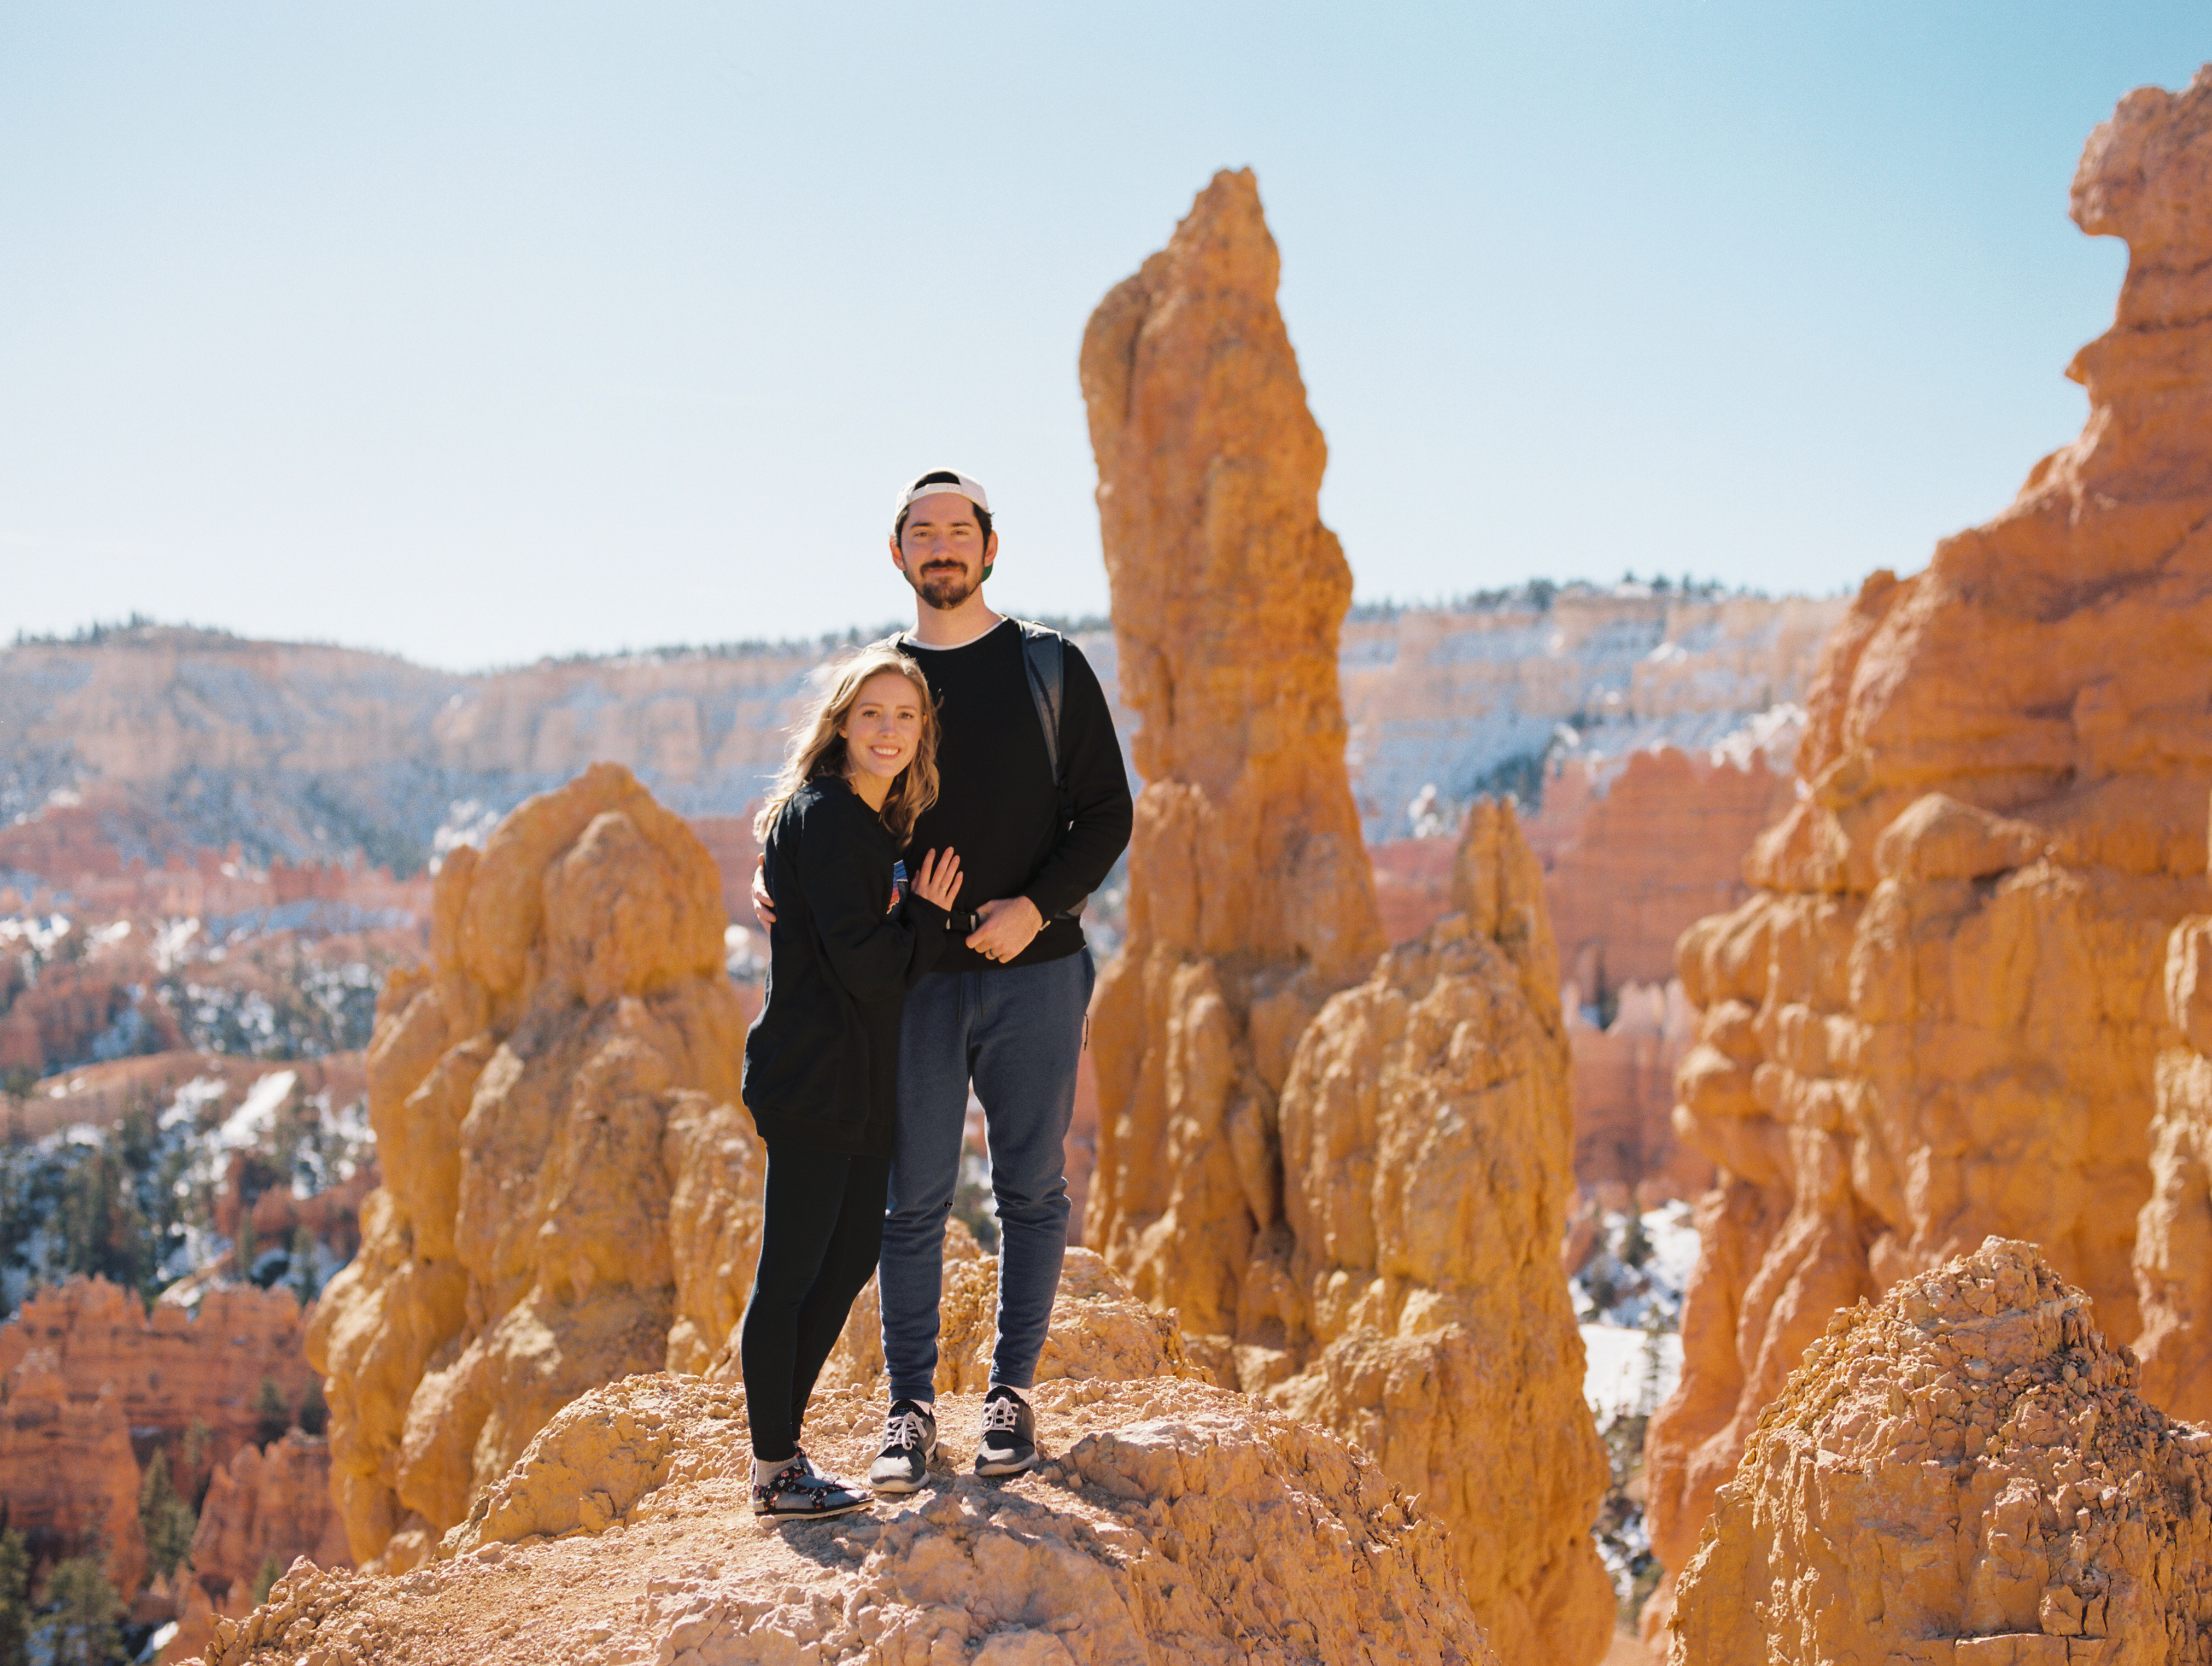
left=754, top=646, right=941, bottom=845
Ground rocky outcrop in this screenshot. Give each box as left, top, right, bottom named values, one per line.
left=1341, top=592, right=1839, bottom=843
left=1080, top=172, right=1607, bottom=1664
left=1079, top=167, right=1386, bottom=1340
left=188, top=1431, right=350, bottom=1600
left=306, top=763, right=760, bottom=1571
left=1262, top=800, right=1615, bottom=1663
left=1670, top=1237, right=2212, bottom=1663
left=188, top=1264, right=1498, bottom=1666
left=1648, top=67, right=2212, bottom=1625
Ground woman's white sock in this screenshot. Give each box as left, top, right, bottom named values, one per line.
left=753, top=1453, right=796, bottom=1485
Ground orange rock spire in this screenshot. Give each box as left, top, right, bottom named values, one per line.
left=1080, top=171, right=1608, bottom=1664
left=1079, top=166, right=1385, bottom=1338
left=1647, top=65, right=2212, bottom=1633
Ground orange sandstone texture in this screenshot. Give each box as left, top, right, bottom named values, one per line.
left=1648, top=66, right=2212, bottom=1621
left=0, top=1277, right=320, bottom=1466
left=1079, top=167, right=1386, bottom=1339
left=188, top=1431, right=351, bottom=1599
left=306, top=762, right=763, bottom=1571
left=1265, top=801, right=1616, bottom=1663
left=1671, top=1238, right=2212, bottom=1663
left=189, top=1259, right=1498, bottom=1666
left=2137, top=876, right=2212, bottom=1419
left=1080, top=171, right=1607, bottom=1665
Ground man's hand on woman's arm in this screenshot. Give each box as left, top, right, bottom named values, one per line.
left=967, top=896, right=1043, bottom=963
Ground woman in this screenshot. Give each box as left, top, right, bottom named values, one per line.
left=739, top=646, right=960, bottom=1519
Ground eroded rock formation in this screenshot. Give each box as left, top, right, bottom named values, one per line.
left=189, top=1259, right=1498, bottom=1666
left=307, top=763, right=760, bottom=1570
left=1081, top=171, right=1607, bottom=1664
left=189, top=1431, right=351, bottom=1601
left=1670, top=1237, right=2212, bottom=1662
left=1080, top=166, right=1386, bottom=1339
left=1648, top=67, right=2212, bottom=1628
left=0, top=1277, right=319, bottom=1464
left=2137, top=870, right=2212, bottom=1419
left=1263, top=800, right=1614, bottom=1663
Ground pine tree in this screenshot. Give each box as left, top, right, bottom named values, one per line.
left=137, top=1449, right=197, bottom=1580
left=37, top=1556, right=122, bottom=1666
left=297, top=1377, right=328, bottom=1439
left=253, top=1376, right=290, bottom=1447
left=0, top=1527, right=30, bottom=1666
left=290, top=1225, right=319, bottom=1304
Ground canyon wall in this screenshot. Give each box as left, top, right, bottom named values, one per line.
left=0, top=1278, right=323, bottom=1597
left=1670, top=1238, right=2212, bottom=1662
left=1341, top=592, right=1840, bottom=843
left=306, top=762, right=763, bottom=1570
left=1647, top=66, right=2212, bottom=1625
left=1080, top=169, right=1607, bottom=1665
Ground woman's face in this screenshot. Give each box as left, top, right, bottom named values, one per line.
left=840, top=670, right=926, bottom=785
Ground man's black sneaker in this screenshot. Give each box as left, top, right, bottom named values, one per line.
left=751, top=1452, right=869, bottom=1520
left=868, top=1398, right=938, bottom=1493
left=974, top=1384, right=1038, bottom=1477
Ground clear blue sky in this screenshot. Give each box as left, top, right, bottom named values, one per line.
left=0, top=3, right=2203, bottom=670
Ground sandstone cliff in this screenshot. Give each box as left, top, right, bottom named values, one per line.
left=1648, top=66, right=2212, bottom=1630
left=306, top=762, right=760, bottom=1570
left=1671, top=1238, right=2212, bottom=1662
left=190, top=1254, right=1499, bottom=1666
left=1079, top=167, right=1386, bottom=1341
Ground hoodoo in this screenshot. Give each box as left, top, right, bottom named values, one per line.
left=307, top=763, right=766, bottom=1569
left=1080, top=169, right=1611, bottom=1664
left=1648, top=65, right=2212, bottom=1634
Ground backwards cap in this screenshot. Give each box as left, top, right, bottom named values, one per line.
left=893, top=470, right=990, bottom=523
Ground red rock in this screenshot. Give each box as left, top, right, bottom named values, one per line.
left=1647, top=67, right=2212, bottom=1628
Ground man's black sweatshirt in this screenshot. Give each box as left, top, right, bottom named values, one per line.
left=899, top=619, right=1133, bottom=973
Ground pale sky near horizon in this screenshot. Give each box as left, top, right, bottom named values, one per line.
left=1, top=4, right=2205, bottom=671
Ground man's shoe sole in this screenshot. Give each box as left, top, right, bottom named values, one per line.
left=868, top=1469, right=928, bottom=1494
left=973, top=1451, right=1038, bottom=1478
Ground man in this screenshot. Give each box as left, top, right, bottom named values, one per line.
left=754, top=469, right=1132, bottom=1483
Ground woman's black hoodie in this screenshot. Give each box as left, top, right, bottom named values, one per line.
left=742, top=775, right=951, bottom=1156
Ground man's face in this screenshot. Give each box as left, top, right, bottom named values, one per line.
left=892, top=493, right=997, bottom=611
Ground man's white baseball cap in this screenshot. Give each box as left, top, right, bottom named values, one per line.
left=893, top=469, right=990, bottom=521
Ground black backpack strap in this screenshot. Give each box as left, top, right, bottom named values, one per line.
left=1016, top=620, right=1066, bottom=793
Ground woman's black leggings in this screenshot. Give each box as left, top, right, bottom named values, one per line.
left=738, top=1142, right=891, bottom=1462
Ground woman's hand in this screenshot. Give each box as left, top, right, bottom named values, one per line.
left=911, top=847, right=962, bottom=910
left=751, top=857, right=777, bottom=928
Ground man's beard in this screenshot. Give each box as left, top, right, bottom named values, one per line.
left=911, top=563, right=979, bottom=611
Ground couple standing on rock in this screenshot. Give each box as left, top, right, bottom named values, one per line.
left=735, top=470, right=1134, bottom=1519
